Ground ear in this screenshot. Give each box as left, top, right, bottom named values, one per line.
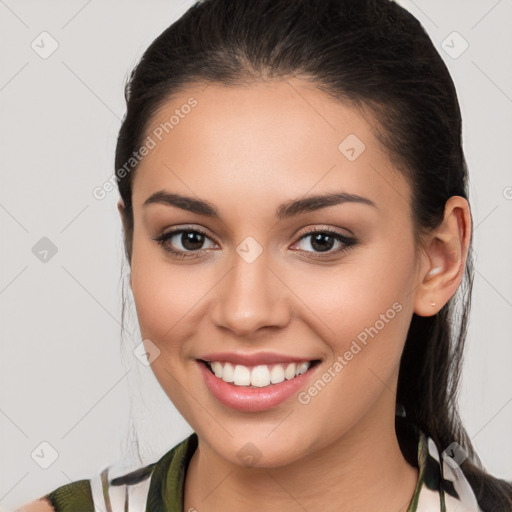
left=117, top=199, right=132, bottom=286
left=414, top=196, right=471, bottom=317
left=117, top=198, right=126, bottom=227
left=117, top=198, right=130, bottom=240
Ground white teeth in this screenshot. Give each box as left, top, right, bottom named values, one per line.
left=206, top=360, right=313, bottom=388
left=284, top=363, right=296, bottom=380
left=233, top=364, right=251, bottom=386
left=269, top=365, right=285, bottom=384
left=251, top=365, right=271, bottom=387
left=211, top=361, right=223, bottom=378
left=296, top=362, right=310, bottom=376
left=222, top=362, right=234, bottom=382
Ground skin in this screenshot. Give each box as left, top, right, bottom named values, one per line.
left=17, top=500, right=53, bottom=512
left=122, top=79, right=470, bottom=512
left=19, top=78, right=471, bottom=512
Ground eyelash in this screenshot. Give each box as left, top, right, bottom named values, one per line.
left=153, top=226, right=357, bottom=260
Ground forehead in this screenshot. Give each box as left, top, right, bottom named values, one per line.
left=131, top=79, right=411, bottom=216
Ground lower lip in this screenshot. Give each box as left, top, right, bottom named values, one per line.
left=197, top=360, right=319, bottom=412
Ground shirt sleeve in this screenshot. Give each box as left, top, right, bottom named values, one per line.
left=43, top=479, right=95, bottom=512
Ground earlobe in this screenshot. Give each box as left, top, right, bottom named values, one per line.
left=117, top=199, right=128, bottom=235
left=413, top=196, right=471, bottom=317
left=426, top=266, right=442, bottom=278
left=117, top=199, right=125, bottom=217
left=117, top=198, right=133, bottom=273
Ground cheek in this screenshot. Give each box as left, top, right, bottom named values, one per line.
left=294, top=241, right=416, bottom=376
left=130, top=241, right=199, bottom=350
left=287, top=252, right=415, bottom=437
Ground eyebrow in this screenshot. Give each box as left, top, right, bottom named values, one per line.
left=142, top=190, right=377, bottom=219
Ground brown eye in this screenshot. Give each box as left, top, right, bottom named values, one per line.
left=292, top=228, right=357, bottom=258
left=153, top=228, right=216, bottom=258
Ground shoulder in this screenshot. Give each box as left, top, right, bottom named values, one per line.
left=15, top=496, right=55, bottom=511
left=16, top=466, right=152, bottom=512
left=16, top=434, right=198, bottom=512
left=16, top=479, right=93, bottom=512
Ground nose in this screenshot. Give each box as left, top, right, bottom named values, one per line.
left=210, top=251, right=292, bottom=338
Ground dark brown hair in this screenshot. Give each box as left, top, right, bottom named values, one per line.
left=115, top=1, right=512, bottom=509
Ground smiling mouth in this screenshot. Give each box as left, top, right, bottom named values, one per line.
left=199, top=359, right=321, bottom=388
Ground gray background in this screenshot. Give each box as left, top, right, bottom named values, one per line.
left=1, top=0, right=511, bottom=510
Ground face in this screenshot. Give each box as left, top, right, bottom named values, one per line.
left=127, top=79, right=424, bottom=468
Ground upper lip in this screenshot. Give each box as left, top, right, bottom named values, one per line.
left=198, top=351, right=319, bottom=366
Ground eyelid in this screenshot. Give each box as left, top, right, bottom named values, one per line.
left=290, top=226, right=356, bottom=256
left=294, top=224, right=354, bottom=239
left=153, top=224, right=357, bottom=259
left=153, top=225, right=217, bottom=254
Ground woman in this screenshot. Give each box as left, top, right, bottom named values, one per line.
left=18, top=0, right=512, bottom=510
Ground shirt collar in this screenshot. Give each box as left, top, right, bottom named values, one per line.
left=411, top=430, right=482, bottom=511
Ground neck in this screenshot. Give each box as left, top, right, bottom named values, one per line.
left=184, top=406, right=418, bottom=512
